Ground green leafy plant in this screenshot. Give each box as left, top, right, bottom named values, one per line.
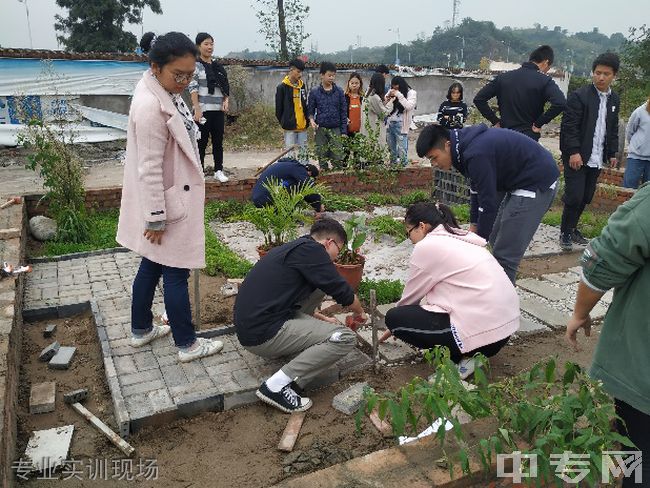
left=368, top=215, right=406, bottom=242
left=398, top=190, right=430, bottom=207
left=205, top=200, right=253, bottom=222
left=361, top=350, right=632, bottom=486
left=358, top=279, right=404, bottom=305
left=224, top=103, right=284, bottom=150
left=245, top=177, right=328, bottom=249
left=325, top=194, right=366, bottom=211
left=204, top=206, right=253, bottom=278
left=336, top=215, right=368, bottom=265
left=450, top=204, right=470, bottom=224
left=19, top=119, right=89, bottom=243
left=365, top=193, right=399, bottom=206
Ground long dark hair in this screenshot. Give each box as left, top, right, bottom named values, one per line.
left=140, top=31, right=198, bottom=67
left=446, top=82, right=464, bottom=101
left=366, top=72, right=385, bottom=98
left=390, top=75, right=411, bottom=115
left=345, top=72, right=363, bottom=97
left=404, top=202, right=463, bottom=236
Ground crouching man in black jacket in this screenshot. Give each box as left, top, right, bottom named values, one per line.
left=234, top=218, right=366, bottom=413
left=559, top=53, right=620, bottom=251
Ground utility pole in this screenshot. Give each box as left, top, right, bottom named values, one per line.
left=451, top=0, right=461, bottom=28
left=17, top=0, right=33, bottom=49
left=455, top=35, right=465, bottom=68
left=389, top=27, right=400, bottom=65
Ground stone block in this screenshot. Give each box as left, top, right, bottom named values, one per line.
left=519, top=297, right=569, bottom=330
left=63, top=388, right=88, bottom=404
left=119, top=369, right=162, bottom=387
left=335, top=348, right=372, bottom=376
left=231, top=369, right=260, bottom=389
left=161, top=364, right=188, bottom=388
left=200, top=350, right=241, bottom=367
left=176, top=391, right=224, bottom=418
left=205, top=359, right=248, bottom=378
left=516, top=317, right=550, bottom=336
left=224, top=389, right=258, bottom=411
left=39, top=341, right=60, bottom=362
left=43, top=323, right=57, bottom=338
left=356, top=329, right=417, bottom=363
left=517, top=278, right=565, bottom=301
left=332, top=382, right=370, bottom=415
left=542, top=272, right=580, bottom=286
left=48, top=346, right=77, bottom=369
left=121, top=379, right=166, bottom=397
left=29, top=381, right=56, bottom=414
left=133, top=351, right=159, bottom=372
left=180, top=361, right=209, bottom=383
left=23, top=425, right=74, bottom=472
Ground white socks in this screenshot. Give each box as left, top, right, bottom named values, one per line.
left=266, top=369, right=292, bottom=393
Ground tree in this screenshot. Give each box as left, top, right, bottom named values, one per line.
left=619, top=24, right=650, bottom=117
left=255, top=0, right=310, bottom=61
left=55, top=0, right=162, bottom=53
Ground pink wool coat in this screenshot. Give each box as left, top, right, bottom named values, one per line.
left=117, top=70, right=206, bottom=269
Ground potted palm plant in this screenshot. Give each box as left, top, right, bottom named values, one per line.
left=246, top=177, right=328, bottom=258
left=335, top=215, right=367, bottom=291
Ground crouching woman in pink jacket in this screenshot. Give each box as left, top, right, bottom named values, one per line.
left=380, top=202, right=520, bottom=378
left=117, top=32, right=223, bottom=363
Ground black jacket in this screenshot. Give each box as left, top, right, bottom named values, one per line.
left=251, top=159, right=321, bottom=211
left=234, top=236, right=354, bottom=346
left=473, top=62, right=566, bottom=139
left=201, top=60, right=230, bottom=96
left=559, top=84, right=620, bottom=164
left=275, top=80, right=308, bottom=130
left=437, top=100, right=468, bottom=128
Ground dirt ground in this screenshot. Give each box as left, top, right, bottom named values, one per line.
left=15, top=261, right=600, bottom=487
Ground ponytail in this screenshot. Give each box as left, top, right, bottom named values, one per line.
left=404, top=202, right=463, bottom=235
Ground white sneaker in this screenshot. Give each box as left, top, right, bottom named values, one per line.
left=457, top=358, right=476, bottom=380
left=131, top=325, right=171, bottom=348
left=178, top=337, right=223, bottom=363
left=214, top=170, right=229, bottom=183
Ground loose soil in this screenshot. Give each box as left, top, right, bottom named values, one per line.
left=518, top=250, right=583, bottom=278
left=16, top=303, right=600, bottom=488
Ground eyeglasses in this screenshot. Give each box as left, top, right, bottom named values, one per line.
left=405, top=225, right=418, bottom=238
left=170, top=72, right=194, bottom=84
left=329, top=239, right=343, bottom=254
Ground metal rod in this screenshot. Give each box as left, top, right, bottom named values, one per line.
left=370, top=289, right=379, bottom=373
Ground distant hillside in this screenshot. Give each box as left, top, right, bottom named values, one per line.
left=226, top=17, right=626, bottom=76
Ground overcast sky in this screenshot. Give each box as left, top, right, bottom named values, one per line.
left=0, top=0, right=644, bottom=54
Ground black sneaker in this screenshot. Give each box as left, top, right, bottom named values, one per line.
left=560, top=232, right=573, bottom=251
left=289, top=381, right=305, bottom=396
left=256, top=382, right=312, bottom=413
left=571, top=229, right=589, bottom=245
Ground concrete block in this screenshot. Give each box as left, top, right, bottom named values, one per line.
left=542, top=272, right=580, bottom=286
left=519, top=297, right=569, bottom=330
left=43, top=323, right=57, bottom=338
left=357, top=329, right=417, bottom=363
left=39, top=341, right=60, bottom=362
left=119, top=369, right=162, bottom=387
left=232, top=369, right=260, bottom=389
left=517, top=278, right=565, bottom=301
left=332, top=382, right=370, bottom=415
left=176, top=391, right=224, bottom=418
left=516, top=317, right=550, bottom=336
left=161, top=364, right=188, bottom=388
left=29, top=382, right=56, bottom=414
left=63, top=388, right=88, bottom=404
left=23, top=425, right=74, bottom=472
left=113, top=355, right=137, bottom=376
left=121, top=379, right=166, bottom=397
left=224, top=389, right=258, bottom=410
left=48, top=346, right=76, bottom=369
left=335, top=348, right=372, bottom=376
left=133, top=351, right=158, bottom=372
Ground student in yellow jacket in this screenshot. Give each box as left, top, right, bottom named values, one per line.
left=275, top=58, right=309, bottom=162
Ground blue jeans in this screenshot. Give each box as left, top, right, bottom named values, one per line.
left=387, top=120, right=408, bottom=166
left=623, top=157, right=650, bottom=189
left=131, top=257, right=195, bottom=348
left=284, top=130, right=309, bottom=164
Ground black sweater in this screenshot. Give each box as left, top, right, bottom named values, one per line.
left=473, top=62, right=566, bottom=139
left=559, top=84, right=620, bottom=163
left=234, top=236, right=355, bottom=346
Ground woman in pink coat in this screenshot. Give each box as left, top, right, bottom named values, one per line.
left=380, top=202, right=520, bottom=378
left=117, top=32, right=223, bottom=363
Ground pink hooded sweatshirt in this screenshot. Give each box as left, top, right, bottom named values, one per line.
left=398, top=225, right=520, bottom=353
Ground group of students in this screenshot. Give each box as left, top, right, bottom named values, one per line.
left=115, top=31, right=647, bottom=486
left=275, top=60, right=417, bottom=166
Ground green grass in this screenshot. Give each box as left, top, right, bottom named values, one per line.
left=205, top=200, right=252, bottom=222
left=204, top=224, right=253, bottom=278
left=542, top=208, right=609, bottom=238
left=398, top=190, right=430, bottom=207
left=224, top=103, right=284, bottom=150
left=449, top=204, right=470, bottom=224
left=38, top=209, right=120, bottom=257
left=365, top=193, right=399, bottom=206
left=326, top=194, right=366, bottom=211
left=358, top=279, right=404, bottom=305
left=368, top=216, right=405, bottom=242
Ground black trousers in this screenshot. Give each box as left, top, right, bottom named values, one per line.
left=198, top=110, right=224, bottom=171
left=616, top=398, right=650, bottom=487
left=384, top=305, right=510, bottom=363
left=561, top=163, right=601, bottom=233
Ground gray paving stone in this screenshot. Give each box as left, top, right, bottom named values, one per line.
left=125, top=388, right=175, bottom=421
left=43, top=323, right=57, bottom=338
left=516, top=317, right=550, bottom=336
left=121, top=379, right=166, bottom=397
left=161, top=364, right=188, bottom=388
left=356, top=329, right=417, bottom=363
left=30, top=381, right=56, bottom=414
left=224, top=390, right=258, bottom=411
left=169, top=380, right=218, bottom=402
left=519, top=297, right=569, bottom=330
left=119, top=369, right=162, bottom=387
left=231, top=369, right=260, bottom=389
left=103, top=357, right=117, bottom=378
left=48, top=346, right=77, bottom=369
left=133, top=351, right=159, bottom=372
left=156, top=354, right=178, bottom=367
left=542, top=272, right=580, bottom=286
left=200, top=350, right=242, bottom=367
left=332, top=382, right=370, bottom=415
left=114, top=356, right=138, bottom=376
left=39, top=341, right=60, bottom=362
left=517, top=278, right=565, bottom=301
left=205, top=359, right=248, bottom=378
left=180, top=361, right=209, bottom=382
left=336, top=348, right=373, bottom=375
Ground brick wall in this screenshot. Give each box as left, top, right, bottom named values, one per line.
left=25, top=167, right=435, bottom=217
left=0, top=202, right=26, bottom=488
left=590, top=184, right=635, bottom=212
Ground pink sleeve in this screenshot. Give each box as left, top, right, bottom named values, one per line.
left=397, top=261, right=437, bottom=306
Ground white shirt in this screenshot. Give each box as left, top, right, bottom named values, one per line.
left=587, top=85, right=611, bottom=169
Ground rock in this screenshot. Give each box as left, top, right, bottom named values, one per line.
left=39, top=341, right=60, bottom=362
left=29, top=216, right=57, bottom=241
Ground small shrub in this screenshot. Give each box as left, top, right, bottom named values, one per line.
left=326, top=194, right=366, bottom=211
left=579, top=211, right=610, bottom=238
left=449, top=204, right=470, bottom=224
left=205, top=200, right=252, bottom=222
left=542, top=209, right=562, bottom=227
left=224, top=103, right=284, bottom=150
left=365, top=193, right=398, bottom=206
left=368, top=216, right=405, bottom=242
left=398, top=190, right=430, bottom=207
left=357, top=279, right=404, bottom=305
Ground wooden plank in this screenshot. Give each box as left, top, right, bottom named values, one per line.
left=70, top=402, right=135, bottom=457
left=277, top=412, right=306, bottom=452
left=368, top=409, right=393, bottom=437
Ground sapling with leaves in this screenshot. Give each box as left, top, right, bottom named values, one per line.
left=336, top=215, right=368, bottom=265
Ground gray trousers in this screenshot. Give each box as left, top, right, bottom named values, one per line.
left=314, top=127, right=344, bottom=165
left=489, top=184, right=557, bottom=283
left=244, top=290, right=356, bottom=388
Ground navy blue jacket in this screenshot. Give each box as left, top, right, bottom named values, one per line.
left=234, top=236, right=355, bottom=346
left=451, top=124, right=559, bottom=239
left=251, top=159, right=321, bottom=211
left=307, top=84, right=347, bottom=134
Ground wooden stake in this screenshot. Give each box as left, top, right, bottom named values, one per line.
left=254, top=145, right=298, bottom=177
left=277, top=412, right=306, bottom=452
left=370, top=289, right=379, bottom=373
left=70, top=402, right=135, bottom=457
left=193, top=269, right=201, bottom=330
